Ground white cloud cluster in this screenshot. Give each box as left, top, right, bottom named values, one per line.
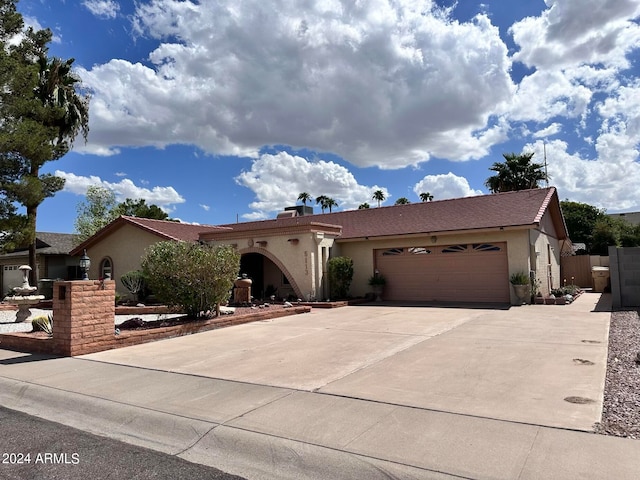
left=55, top=171, right=185, bottom=209
left=82, top=0, right=120, bottom=19
left=78, top=0, right=513, bottom=167
left=61, top=0, right=640, bottom=215
left=413, top=173, right=483, bottom=201
left=527, top=138, right=640, bottom=212
left=235, top=152, right=388, bottom=219
left=510, top=0, right=640, bottom=70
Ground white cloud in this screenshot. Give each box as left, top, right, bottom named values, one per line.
left=526, top=138, right=640, bottom=212
left=510, top=0, right=640, bottom=70
left=55, top=170, right=186, bottom=208
left=413, top=173, right=483, bottom=201
left=82, top=0, right=120, bottom=19
left=114, top=171, right=127, bottom=177
left=505, top=70, right=593, bottom=124
left=234, top=152, right=389, bottom=218
left=77, top=1, right=513, bottom=167
left=533, top=123, right=562, bottom=139
left=199, top=204, right=211, bottom=211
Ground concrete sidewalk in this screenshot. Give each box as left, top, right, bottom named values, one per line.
left=1, top=294, right=639, bottom=479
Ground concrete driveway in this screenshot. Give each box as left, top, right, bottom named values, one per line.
left=84, top=292, right=610, bottom=431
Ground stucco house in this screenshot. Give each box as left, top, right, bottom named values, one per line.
left=71, top=187, right=569, bottom=305
left=69, top=217, right=229, bottom=296
left=0, top=232, right=78, bottom=296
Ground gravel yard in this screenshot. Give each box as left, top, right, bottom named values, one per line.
left=595, top=309, right=640, bottom=439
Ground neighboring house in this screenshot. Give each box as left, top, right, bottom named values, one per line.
left=608, top=211, right=640, bottom=225
left=75, top=187, right=569, bottom=305
left=69, top=216, right=230, bottom=296
left=0, top=232, right=78, bottom=296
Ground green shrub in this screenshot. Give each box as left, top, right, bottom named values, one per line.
left=141, top=241, right=240, bottom=318
left=31, top=314, right=53, bottom=336
left=509, top=271, right=530, bottom=285
left=327, top=256, right=354, bottom=299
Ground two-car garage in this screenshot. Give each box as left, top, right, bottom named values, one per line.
left=374, top=242, right=510, bottom=304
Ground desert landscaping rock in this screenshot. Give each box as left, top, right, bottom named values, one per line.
left=596, top=310, right=640, bottom=439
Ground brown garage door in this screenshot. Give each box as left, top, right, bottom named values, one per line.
left=375, top=243, right=510, bottom=303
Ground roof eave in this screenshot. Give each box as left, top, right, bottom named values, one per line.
left=337, top=224, right=535, bottom=242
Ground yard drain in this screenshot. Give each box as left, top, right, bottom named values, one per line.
left=564, top=396, right=595, bottom=404
left=573, top=358, right=595, bottom=365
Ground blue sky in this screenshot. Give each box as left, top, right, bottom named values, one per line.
left=18, top=0, right=640, bottom=233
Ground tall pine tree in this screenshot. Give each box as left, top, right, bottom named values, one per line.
left=0, top=0, right=89, bottom=283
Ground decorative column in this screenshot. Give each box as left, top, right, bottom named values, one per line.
left=52, top=280, right=115, bottom=356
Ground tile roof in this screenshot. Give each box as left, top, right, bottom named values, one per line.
left=0, top=232, right=76, bottom=259
left=70, top=216, right=231, bottom=255
left=120, top=216, right=231, bottom=242
left=215, top=188, right=567, bottom=240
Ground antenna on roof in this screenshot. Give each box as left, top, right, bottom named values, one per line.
left=543, top=141, right=549, bottom=187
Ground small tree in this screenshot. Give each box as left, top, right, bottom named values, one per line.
left=74, top=185, right=118, bottom=243
left=141, top=241, right=240, bottom=318
left=327, top=256, right=354, bottom=299
left=395, top=197, right=410, bottom=205
left=113, top=198, right=171, bottom=220
left=120, top=270, right=145, bottom=302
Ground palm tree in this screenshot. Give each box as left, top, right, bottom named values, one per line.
left=372, top=190, right=386, bottom=207
left=21, top=56, right=89, bottom=281
left=485, top=152, right=547, bottom=193
left=395, top=197, right=410, bottom=205
left=325, top=197, right=338, bottom=212
left=315, top=195, right=329, bottom=213
left=358, top=203, right=370, bottom=209
left=419, top=192, right=434, bottom=202
left=297, top=192, right=311, bottom=205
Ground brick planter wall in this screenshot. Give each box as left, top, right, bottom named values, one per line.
left=0, top=281, right=311, bottom=356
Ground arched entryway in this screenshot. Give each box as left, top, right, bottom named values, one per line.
left=238, top=250, right=302, bottom=301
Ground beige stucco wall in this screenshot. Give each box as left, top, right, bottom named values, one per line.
left=206, top=218, right=565, bottom=305
left=529, top=212, right=562, bottom=295
left=209, top=231, right=338, bottom=301
left=84, top=224, right=161, bottom=298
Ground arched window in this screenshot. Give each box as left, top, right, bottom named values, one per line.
left=100, top=257, right=113, bottom=280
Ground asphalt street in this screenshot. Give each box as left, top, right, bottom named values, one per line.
left=0, top=406, right=246, bottom=480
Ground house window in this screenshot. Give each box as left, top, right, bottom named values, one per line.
left=382, top=248, right=404, bottom=256
left=100, top=257, right=113, bottom=280
left=442, top=244, right=467, bottom=253
left=408, top=247, right=431, bottom=255
left=472, top=244, right=501, bottom=252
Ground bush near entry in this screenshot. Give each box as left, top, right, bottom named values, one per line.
left=327, top=256, right=354, bottom=299
left=141, top=241, right=240, bottom=318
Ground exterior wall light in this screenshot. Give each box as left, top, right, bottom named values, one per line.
left=79, top=249, right=91, bottom=280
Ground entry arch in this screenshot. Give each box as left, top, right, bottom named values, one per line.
left=238, top=247, right=304, bottom=300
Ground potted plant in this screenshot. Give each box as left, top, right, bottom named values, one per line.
left=368, top=272, right=386, bottom=302
left=510, top=271, right=530, bottom=305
